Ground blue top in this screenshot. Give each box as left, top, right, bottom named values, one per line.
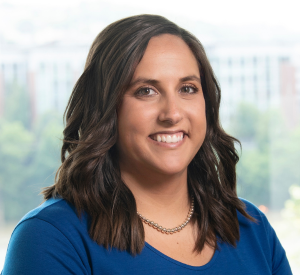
left=1, top=198, right=292, bottom=275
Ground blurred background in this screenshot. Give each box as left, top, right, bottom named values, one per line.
left=0, top=0, right=299, bottom=273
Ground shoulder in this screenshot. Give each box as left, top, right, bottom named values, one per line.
left=238, top=197, right=263, bottom=216
left=2, top=198, right=92, bottom=275
left=12, top=197, right=90, bottom=252
left=237, top=197, right=267, bottom=226
left=235, top=198, right=292, bottom=275
left=14, top=197, right=90, bottom=239
left=18, top=197, right=80, bottom=227
left=236, top=197, right=275, bottom=243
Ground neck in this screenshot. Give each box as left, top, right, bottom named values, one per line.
left=120, top=163, right=191, bottom=229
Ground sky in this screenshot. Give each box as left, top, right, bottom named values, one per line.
left=2, top=0, right=299, bottom=28
left=104, top=0, right=299, bottom=30
left=0, top=0, right=299, bottom=46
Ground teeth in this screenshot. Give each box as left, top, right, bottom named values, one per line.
left=155, top=133, right=184, bottom=143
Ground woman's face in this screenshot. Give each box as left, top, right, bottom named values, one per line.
left=117, top=34, right=206, bottom=176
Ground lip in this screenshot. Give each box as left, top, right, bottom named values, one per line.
left=149, top=130, right=188, bottom=136
left=148, top=131, right=187, bottom=148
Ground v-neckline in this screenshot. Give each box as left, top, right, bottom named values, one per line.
left=144, top=241, right=220, bottom=271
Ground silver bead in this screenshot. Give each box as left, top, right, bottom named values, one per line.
left=136, top=196, right=194, bottom=235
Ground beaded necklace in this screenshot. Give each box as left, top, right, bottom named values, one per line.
left=137, top=197, right=194, bottom=234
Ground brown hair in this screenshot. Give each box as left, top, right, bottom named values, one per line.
left=43, top=14, right=254, bottom=254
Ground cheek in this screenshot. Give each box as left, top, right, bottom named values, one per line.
left=188, top=100, right=206, bottom=143
left=117, top=101, right=152, bottom=145
left=189, top=100, right=206, bottom=125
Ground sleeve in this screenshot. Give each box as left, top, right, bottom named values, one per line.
left=1, top=218, right=89, bottom=275
left=260, top=213, right=293, bottom=275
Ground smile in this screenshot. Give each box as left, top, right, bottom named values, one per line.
left=150, top=132, right=184, bottom=144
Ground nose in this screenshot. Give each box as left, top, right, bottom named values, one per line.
left=158, top=93, right=183, bottom=125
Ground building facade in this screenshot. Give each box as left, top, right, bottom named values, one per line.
left=0, top=40, right=299, bottom=127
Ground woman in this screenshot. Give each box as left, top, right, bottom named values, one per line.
left=1, top=14, right=292, bottom=274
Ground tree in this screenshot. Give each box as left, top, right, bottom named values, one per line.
left=230, top=102, right=259, bottom=141
left=228, top=103, right=270, bottom=206
left=269, top=124, right=300, bottom=209
left=0, top=111, right=63, bottom=222
left=284, top=185, right=300, bottom=219
left=4, top=81, right=31, bottom=129
left=22, top=111, right=63, bottom=213
left=0, top=119, right=33, bottom=222
left=227, top=102, right=300, bottom=209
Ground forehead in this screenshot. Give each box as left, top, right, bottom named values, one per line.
left=132, top=34, right=200, bottom=80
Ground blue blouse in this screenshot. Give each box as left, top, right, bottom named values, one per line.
left=1, top=198, right=292, bottom=274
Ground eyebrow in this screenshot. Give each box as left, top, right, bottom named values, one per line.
left=128, top=75, right=201, bottom=88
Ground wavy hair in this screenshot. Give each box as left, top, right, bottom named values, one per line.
left=43, top=14, right=254, bottom=254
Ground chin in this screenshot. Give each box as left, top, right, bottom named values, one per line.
left=151, top=160, right=189, bottom=176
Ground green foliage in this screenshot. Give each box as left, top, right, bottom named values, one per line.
left=0, top=112, right=63, bottom=222
left=269, top=125, right=300, bottom=209
left=0, top=120, right=34, bottom=221
left=228, top=102, right=269, bottom=206
left=4, top=81, right=31, bottom=129
left=285, top=185, right=300, bottom=218
left=229, top=102, right=300, bottom=209
left=0, top=80, right=64, bottom=223
left=236, top=148, right=270, bottom=206
left=231, top=102, right=259, bottom=140
left=21, top=112, right=63, bottom=216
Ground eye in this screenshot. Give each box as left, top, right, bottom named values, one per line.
left=135, top=87, right=157, bottom=96
left=180, top=85, right=198, bottom=94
